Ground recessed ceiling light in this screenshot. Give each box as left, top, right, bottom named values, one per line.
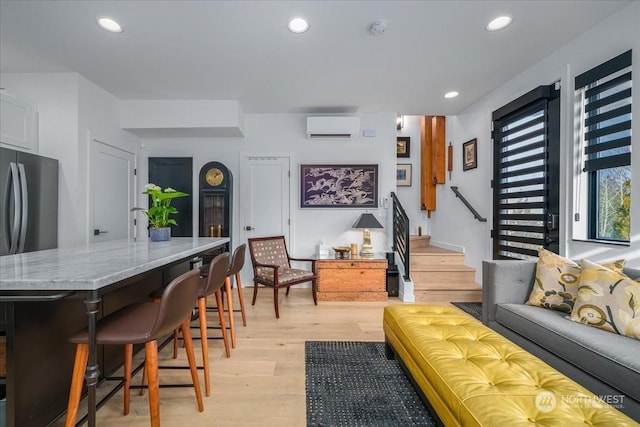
left=486, top=16, right=512, bottom=31
left=288, top=17, right=309, bottom=34
left=444, top=91, right=459, bottom=99
left=97, top=17, right=123, bottom=33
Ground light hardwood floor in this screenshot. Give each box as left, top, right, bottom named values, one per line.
left=66, top=288, right=453, bottom=427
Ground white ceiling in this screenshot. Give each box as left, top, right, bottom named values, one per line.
left=0, top=0, right=633, bottom=115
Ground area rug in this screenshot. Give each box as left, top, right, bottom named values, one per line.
left=451, top=301, right=482, bottom=320
left=305, top=341, right=436, bottom=426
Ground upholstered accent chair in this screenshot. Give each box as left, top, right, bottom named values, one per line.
left=248, top=236, right=317, bottom=318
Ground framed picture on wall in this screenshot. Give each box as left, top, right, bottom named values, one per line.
left=397, top=137, right=410, bottom=158
left=462, top=138, right=477, bottom=171
left=300, top=164, right=378, bottom=208
left=397, top=164, right=412, bottom=186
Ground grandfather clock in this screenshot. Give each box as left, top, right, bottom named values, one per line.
left=199, top=162, right=232, bottom=238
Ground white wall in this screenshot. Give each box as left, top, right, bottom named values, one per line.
left=78, top=75, right=140, bottom=242
left=137, top=113, right=397, bottom=258
left=0, top=73, right=81, bottom=248
left=395, top=115, right=431, bottom=236
left=0, top=72, right=140, bottom=248
left=430, top=0, right=640, bottom=281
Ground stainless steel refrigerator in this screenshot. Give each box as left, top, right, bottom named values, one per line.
left=1, top=147, right=58, bottom=255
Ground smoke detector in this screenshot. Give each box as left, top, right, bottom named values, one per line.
left=370, top=19, right=387, bottom=36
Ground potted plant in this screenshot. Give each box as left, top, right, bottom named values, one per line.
left=132, top=183, right=189, bottom=241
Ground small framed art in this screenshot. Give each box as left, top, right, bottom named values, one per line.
left=396, top=137, right=410, bottom=158
left=397, top=164, right=412, bottom=186
left=462, top=138, right=477, bottom=171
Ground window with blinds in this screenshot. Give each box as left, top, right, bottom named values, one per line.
left=492, top=85, right=560, bottom=260
left=575, top=50, right=632, bottom=242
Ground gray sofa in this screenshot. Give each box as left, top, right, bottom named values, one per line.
left=482, top=260, right=640, bottom=422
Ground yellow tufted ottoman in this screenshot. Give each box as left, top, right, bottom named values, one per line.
left=383, top=304, right=638, bottom=427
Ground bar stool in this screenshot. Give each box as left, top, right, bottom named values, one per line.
left=199, top=255, right=235, bottom=349
left=64, top=269, right=203, bottom=427
left=199, top=244, right=248, bottom=349
left=147, top=254, right=230, bottom=396
left=196, top=252, right=230, bottom=395
left=227, top=243, right=248, bottom=329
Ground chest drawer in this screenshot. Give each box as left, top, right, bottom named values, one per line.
left=318, top=260, right=387, bottom=270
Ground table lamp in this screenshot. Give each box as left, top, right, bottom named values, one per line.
left=352, top=213, right=383, bottom=256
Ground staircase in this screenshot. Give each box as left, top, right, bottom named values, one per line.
left=409, top=236, right=482, bottom=302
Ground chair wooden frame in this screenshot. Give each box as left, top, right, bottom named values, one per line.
left=248, top=236, right=317, bottom=318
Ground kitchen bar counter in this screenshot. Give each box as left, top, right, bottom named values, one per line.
left=0, top=237, right=229, bottom=427
left=0, top=237, right=229, bottom=292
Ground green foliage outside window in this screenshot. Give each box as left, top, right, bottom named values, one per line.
left=597, top=168, right=630, bottom=241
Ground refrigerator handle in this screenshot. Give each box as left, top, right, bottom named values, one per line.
left=7, top=163, right=21, bottom=254
left=17, top=163, right=29, bottom=253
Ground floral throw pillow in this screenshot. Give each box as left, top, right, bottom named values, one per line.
left=568, top=258, right=640, bottom=339
left=525, top=248, right=626, bottom=314
left=526, top=248, right=581, bottom=313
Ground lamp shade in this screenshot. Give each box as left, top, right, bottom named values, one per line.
left=352, top=213, right=383, bottom=229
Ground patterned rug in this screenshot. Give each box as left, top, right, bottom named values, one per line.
left=450, top=302, right=482, bottom=320
left=305, top=341, right=436, bottom=426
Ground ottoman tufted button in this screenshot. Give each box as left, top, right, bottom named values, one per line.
left=527, top=417, right=536, bottom=423
left=584, top=421, right=593, bottom=426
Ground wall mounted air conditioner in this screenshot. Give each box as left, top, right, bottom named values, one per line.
left=306, top=116, right=360, bottom=139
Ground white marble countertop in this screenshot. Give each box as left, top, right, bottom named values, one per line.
left=0, top=237, right=229, bottom=292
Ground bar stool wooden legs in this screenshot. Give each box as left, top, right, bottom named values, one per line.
left=65, top=269, right=203, bottom=427
left=197, top=253, right=230, bottom=395
left=223, top=276, right=236, bottom=348
left=225, top=244, right=248, bottom=347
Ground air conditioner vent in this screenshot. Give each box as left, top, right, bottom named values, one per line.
left=306, top=116, right=360, bottom=139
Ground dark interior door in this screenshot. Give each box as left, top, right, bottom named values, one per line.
left=492, top=84, right=560, bottom=259
left=149, top=157, right=193, bottom=237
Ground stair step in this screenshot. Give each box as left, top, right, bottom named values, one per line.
left=410, top=251, right=466, bottom=266
left=411, top=264, right=475, bottom=272
left=409, top=235, right=431, bottom=250
left=414, top=281, right=482, bottom=291
left=414, top=289, right=482, bottom=303
left=411, top=268, right=476, bottom=285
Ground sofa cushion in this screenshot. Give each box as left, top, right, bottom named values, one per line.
left=495, top=303, right=640, bottom=403
left=526, top=249, right=626, bottom=314
left=526, top=249, right=581, bottom=313
left=569, top=259, right=640, bottom=339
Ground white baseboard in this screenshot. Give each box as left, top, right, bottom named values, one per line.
left=428, top=240, right=465, bottom=253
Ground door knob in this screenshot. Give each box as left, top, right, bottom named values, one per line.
left=93, top=229, right=108, bottom=236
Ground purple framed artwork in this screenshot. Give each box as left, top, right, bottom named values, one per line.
left=300, top=164, right=378, bottom=208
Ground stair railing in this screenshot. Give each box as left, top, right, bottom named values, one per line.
left=450, top=186, right=487, bottom=222
left=391, top=192, right=410, bottom=280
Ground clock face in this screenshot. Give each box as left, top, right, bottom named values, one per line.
left=205, top=168, right=224, bottom=186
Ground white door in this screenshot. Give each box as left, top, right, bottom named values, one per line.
left=90, top=139, right=136, bottom=242
left=240, top=155, right=291, bottom=281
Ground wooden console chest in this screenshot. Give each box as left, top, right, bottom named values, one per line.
left=316, top=256, right=388, bottom=301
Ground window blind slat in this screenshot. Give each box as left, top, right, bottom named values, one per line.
left=584, top=153, right=631, bottom=172
left=584, top=71, right=631, bottom=99
left=575, top=50, right=631, bottom=89
left=584, top=104, right=631, bottom=127
left=584, top=136, right=631, bottom=155
left=500, top=152, right=546, bottom=169
left=499, top=140, right=545, bottom=159
left=584, top=88, right=632, bottom=113
left=584, top=120, right=631, bottom=141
